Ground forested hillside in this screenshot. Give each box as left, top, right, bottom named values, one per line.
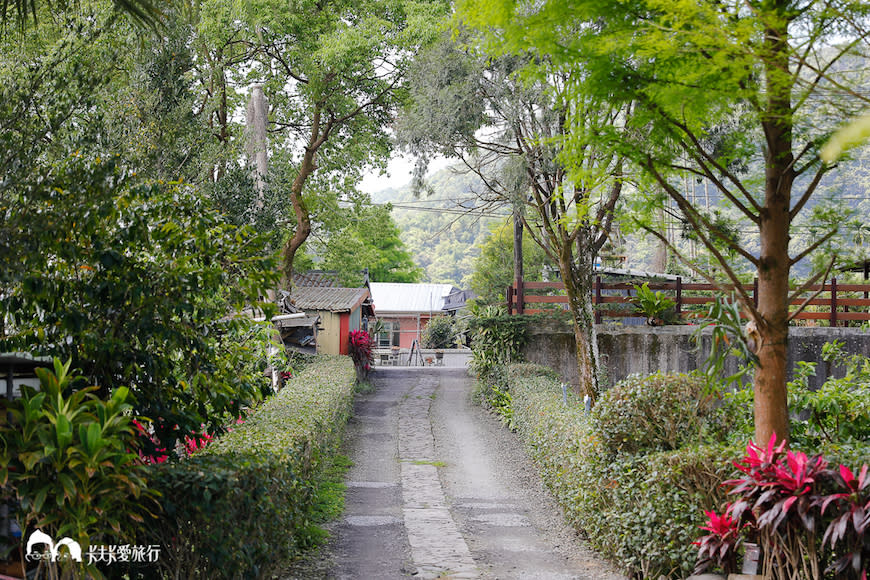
left=371, top=167, right=509, bottom=287
left=374, top=146, right=870, bottom=289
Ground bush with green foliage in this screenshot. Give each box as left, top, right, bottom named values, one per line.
left=485, top=351, right=870, bottom=578
left=591, top=372, right=718, bottom=456
left=137, top=356, right=356, bottom=579
left=492, top=364, right=738, bottom=579
left=788, top=340, right=870, bottom=450
left=1, top=359, right=157, bottom=578
left=468, top=308, right=529, bottom=379
left=421, top=315, right=456, bottom=349
left=714, top=341, right=870, bottom=464
left=1, top=156, right=279, bottom=455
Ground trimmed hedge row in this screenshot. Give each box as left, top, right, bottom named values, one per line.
left=131, top=355, right=357, bottom=580
left=501, top=364, right=739, bottom=579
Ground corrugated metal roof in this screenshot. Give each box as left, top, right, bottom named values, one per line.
left=369, top=283, right=457, bottom=314
left=289, top=287, right=370, bottom=313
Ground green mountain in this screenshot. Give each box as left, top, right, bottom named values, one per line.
left=372, top=167, right=509, bottom=287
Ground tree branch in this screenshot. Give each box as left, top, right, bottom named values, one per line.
left=789, top=227, right=837, bottom=267
left=639, top=221, right=760, bottom=324
left=786, top=257, right=836, bottom=323
left=789, top=164, right=829, bottom=220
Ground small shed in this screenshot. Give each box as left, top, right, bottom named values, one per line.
left=286, top=287, right=374, bottom=355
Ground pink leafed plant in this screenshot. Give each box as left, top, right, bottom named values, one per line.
left=695, top=433, right=869, bottom=579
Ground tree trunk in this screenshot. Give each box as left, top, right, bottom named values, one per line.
left=651, top=208, right=668, bottom=273
left=246, top=84, right=269, bottom=203
left=559, top=237, right=599, bottom=401
left=281, top=108, right=329, bottom=289
left=282, top=162, right=314, bottom=289
left=753, top=12, right=795, bottom=446
left=282, top=145, right=317, bottom=289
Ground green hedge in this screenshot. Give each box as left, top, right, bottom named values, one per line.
left=502, top=364, right=739, bottom=579
left=133, top=355, right=356, bottom=579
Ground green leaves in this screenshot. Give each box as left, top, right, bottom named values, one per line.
left=1, top=155, right=279, bottom=454
left=487, top=363, right=739, bottom=578
left=2, top=359, right=156, bottom=572
left=140, top=356, right=357, bottom=578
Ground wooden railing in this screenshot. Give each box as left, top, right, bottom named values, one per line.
left=506, top=277, right=870, bottom=326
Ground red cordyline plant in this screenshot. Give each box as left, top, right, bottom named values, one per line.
left=349, top=329, right=374, bottom=380
left=694, top=433, right=869, bottom=580
left=694, top=504, right=743, bottom=574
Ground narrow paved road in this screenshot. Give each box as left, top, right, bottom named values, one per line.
left=284, top=367, right=625, bottom=580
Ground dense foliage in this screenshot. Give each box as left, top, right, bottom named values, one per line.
left=421, top=315, right=456, bottom=349
left=133, top=356, right=356, bottom=579
left=479, top=356, right=870, bottom=578
left=456, top=0, right=870, bottom=446
left=1, top=157, right=280, bottom=453
left=1, top=360, right=157, bottom=578
left=697, top=436, right=869, bottom=579
left=348, top=330, right=374, bottom=382
left=482, top=365, right=736, bottom=578
left=591, top=373, right=718, bottom=456
left=467, top=308, right=530, bottom=379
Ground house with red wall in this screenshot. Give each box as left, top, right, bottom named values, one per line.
left=285, top=286, right=374, bottom=355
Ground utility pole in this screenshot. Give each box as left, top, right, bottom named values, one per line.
left=513, top=205, right=524, bottom=314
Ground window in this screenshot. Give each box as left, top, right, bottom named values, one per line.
left=377, top=320, right=400, bottom=348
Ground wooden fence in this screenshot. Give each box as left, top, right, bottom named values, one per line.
left=506, top=277, right=870, bottom=326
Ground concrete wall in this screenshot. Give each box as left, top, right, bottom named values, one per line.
left=523, top=322, right=870, bottom=390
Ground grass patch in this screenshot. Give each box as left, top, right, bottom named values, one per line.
left=355, top=379, right=375, bottom=395
left=411, top=459, right=447, bottom=467
left=311, top=454, right=353, bottom=524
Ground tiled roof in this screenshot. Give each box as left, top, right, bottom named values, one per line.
left=369, top=283, right=457, bottom=314
left=293, top=270, right=340, bottom=287
left=288, top=286, right=371, bottom=313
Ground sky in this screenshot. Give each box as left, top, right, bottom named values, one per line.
left=359, top=154, right=452, bottom=194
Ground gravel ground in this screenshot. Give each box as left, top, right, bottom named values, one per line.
left=280, top=367, right=626, bottom=580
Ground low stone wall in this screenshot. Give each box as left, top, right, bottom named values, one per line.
left=523, top=322, right=870, bottom=390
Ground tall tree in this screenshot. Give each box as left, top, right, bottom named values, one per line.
left=399, top=34, right=626, bottom=399
left=457, top=0, right=870, bottom=442
left=470, top=217, right=549, bottom=305
left=317, top=203, right=422, bottom=285
left=1, top=0, right=168, bottom=32
left=0, top=8, right=280, bottom=453
left=199, top=0, right=447, bottom=288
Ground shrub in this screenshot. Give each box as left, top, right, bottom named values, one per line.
left=349, top=329, right=373, bottom=382
left=468, top=309, right=529, bottom=378
left=788, top=341, right=870, bottom=450
left=0, top=160, right=280, bottom=457
left=591, top=372, right=719, bottom=456
left=136, top=355, right=356, bottom=579
left=1, top=359, right=156, bottom=578
left=421, top=315, right=456, bottom=349
left=695, top=435, right=870, bottom=580
left=493, top=364, right=738, bottom=579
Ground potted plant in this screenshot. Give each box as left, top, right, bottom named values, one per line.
left=632, top=282, right=676, bottom=325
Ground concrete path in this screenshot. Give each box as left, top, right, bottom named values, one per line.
left=283, top=367, right=625, bottom=580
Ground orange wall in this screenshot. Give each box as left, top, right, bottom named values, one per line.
left=390, top=315, right=432, bottom=349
